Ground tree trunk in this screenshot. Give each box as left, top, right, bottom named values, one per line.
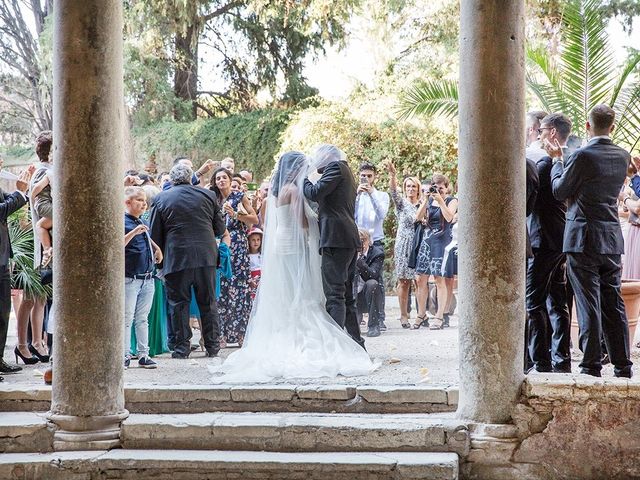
left=173, top=23, right=198, bottom=121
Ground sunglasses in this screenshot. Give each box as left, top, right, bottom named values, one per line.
left=537, top=127, right=554, bottom=134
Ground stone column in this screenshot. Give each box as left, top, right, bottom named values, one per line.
left=48, top=0, right=127, bottom=450
left=457, top=0, right=526, bottom=423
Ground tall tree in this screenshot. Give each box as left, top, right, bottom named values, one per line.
left=126, top=0, right=357, bottom=121
left=0, top=0, right=53, bottom=132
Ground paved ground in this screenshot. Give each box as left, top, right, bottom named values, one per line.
left=3, top=295, right=640, bottom=387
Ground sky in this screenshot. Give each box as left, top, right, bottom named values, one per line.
left=303, top=16, right=640, bottom=100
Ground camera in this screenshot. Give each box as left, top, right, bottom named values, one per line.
left=429, top=185, right=439, bottom=194
left=359, top=175, right=369, bottom=185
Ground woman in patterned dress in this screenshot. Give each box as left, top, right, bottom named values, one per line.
left=386, top=160, right=421, bottom=328
left=414, top=174, right=458, bottom=330
left=210, top=168, right=258, bottom=347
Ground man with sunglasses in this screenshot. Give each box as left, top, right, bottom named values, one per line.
left=526, top=113, right=573, bottom=374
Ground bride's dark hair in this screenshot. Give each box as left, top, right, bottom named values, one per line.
left=271, top=151, right=307, bottom=198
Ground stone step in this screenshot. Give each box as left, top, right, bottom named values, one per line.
left=121, top=412, right=470, bottom=455
left=0, top=450, right=459, bottom=480
left=0, top=383, right=459, bottom=414
left=0, top=412, right=470, bottom=456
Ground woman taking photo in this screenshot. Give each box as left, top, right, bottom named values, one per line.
left=413, top=174, right=458, bottom=330
left=385, top=160, right=420, bottom=328
left=210, top=167, right=258, bottom=347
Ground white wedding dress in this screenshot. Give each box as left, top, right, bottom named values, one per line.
left=209, top=155, right=378, bottom=383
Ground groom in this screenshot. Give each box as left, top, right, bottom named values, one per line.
left=303, top=145, right=365, bottom=349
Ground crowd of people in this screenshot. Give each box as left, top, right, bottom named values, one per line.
left=1, top=102, right=637, bottom=382
left=525, top=104, right=638, bottom=378
left=0, top=132, right=460, bottom=381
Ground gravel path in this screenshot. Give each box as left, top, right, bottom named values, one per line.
left=4, top=295, right=640, bottom=387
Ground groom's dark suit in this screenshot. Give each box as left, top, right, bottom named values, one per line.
left=551, top=136, right=633, bottom=377
left=303, top=160, right=364, bottom=348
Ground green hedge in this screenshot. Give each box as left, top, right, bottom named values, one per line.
left=132, top=108, right=294, bottom=181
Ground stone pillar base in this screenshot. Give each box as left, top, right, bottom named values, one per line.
left=47, top=411, right=129, bottom=451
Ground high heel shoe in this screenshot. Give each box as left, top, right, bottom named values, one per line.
left=15, top=346, right=39, bottom=365
left=400, top=317, right=410, bottom=329
left=28, top=344, right=50, bottom=363
left=412, top=315, right=427, bottom=329
left=429, top=317, right=444, bottom=330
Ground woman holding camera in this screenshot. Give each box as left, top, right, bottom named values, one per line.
left=413, top=174, right=458, bottom=330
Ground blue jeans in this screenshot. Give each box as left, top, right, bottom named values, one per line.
left=124, top=277, right=155, bottom=358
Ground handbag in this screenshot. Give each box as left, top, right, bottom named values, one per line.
left=408, top=221, right=424, bottom=269
left=38, top=266, right=52, bottom=286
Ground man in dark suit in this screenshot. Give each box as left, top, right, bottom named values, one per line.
left=355, top=229, right=385, bottom=338
left=0, top=168, right=32, bottom=380
left=150, top=163, right=226, bottom=359
left=303, top=144, right=364, bottom=349
left=524, top=156, right=539, bottom=372
left=550, top=104, right=633, bottom=378
left=527, top=113, right=572, bottom=373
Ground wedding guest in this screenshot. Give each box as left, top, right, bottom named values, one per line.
left=550, top=104, right=633, bottom=378
left=355, top=229, right=385, bottom=337
left=124, top=186, right=163, bottom=369
left=0, top=167, right=33, bottom=380
left=622, top=158, right=640, bottom=279
left=210, top=167, right=258, bottom=347
left=150, top=163, right=226, bottom=358
left=30, top=131, right=54, bottom=268
left=413, top=174, right=458, bottom=330
left=385, top=160, right=420, bottom=328
left=247, top=227, right=263, bottom=300
left=240, top=170, right=253, bottom=183
left=221, top=157, right=235, bottom=173
left=355, top=162, right=390, bottom=329
left=525, top=110, right=549, bottom=162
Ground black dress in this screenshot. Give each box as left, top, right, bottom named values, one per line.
left=415, top=197, right=455, bottom=277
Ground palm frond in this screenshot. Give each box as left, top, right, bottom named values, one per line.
left=610, top=52, right=640, bottom=106
left=396, top=79, right=458, bottom=121
left=613, top=80, right=640, bottom=151
left=559, top=0, right=615, bottom=118
left=8, top=212, right=51, bottom=300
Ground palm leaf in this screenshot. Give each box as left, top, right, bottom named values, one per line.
left=613, top=80, right=640, bottom=151
left=396, top=79, right=458, bottom=120
left=8, top=211, right=52, bottom=300
left=559, top=0, right=615, bottom=121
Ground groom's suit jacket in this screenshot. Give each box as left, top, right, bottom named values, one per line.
left=303, top=160, right=361, bottom=250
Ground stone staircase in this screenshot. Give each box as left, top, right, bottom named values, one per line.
left=0, top=384, right=467, bottom=479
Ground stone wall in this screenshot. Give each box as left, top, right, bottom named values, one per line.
left=464, top=376, right=640, bottom=480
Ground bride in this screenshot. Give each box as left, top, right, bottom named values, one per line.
left=209, top=151, right=378, bottom=383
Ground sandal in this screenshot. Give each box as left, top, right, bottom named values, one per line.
left=412, top=315, right=427, bottom=329
left=41, top=247, right=53, bottom=268
left=399, top=317, right=410, bottom=329
left=429, top=317, right=444, bottom=330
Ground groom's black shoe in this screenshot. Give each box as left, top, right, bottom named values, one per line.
left=366, top=326, right=381, bottom=337
left=171, top=351, right=189, bottom=359
left=206, top=349, right=220, bottom=357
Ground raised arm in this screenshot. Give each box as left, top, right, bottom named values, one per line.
left=551, top=152, right=582, bottom=202
left=303, top=162, right=342, bottom=202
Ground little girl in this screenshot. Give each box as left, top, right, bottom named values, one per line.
left=247, top=227, right=262, bottom=300
left=30, top=168, right=53, bottom=267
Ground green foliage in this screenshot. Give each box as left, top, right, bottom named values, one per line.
left=527, top=0, right=640, bottom=149
left=8, top=210, right=51, bottom=300
left=397, top=79, right=458, bottom=120
left=132, top=108, right=294, bottom=180
left=280, top=102, right=458, bottom=186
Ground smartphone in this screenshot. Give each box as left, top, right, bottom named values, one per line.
left=246, top=182, right=258, bottom=192
left=360, top=175, right=369, bottom=185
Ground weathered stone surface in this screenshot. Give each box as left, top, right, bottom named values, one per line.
left=121, top=412, right=469, bottom=455
left=295, top=385, right=356, bottom=401
left=446, top=387, right=459, bottom=406
left=126, top=384, right=232, bottom=403
left=0, top=450, right=459, bottom=480
left=457, top=0, right=527, bottom=424
left=0, top=412, right=53, bottom=453
left=49, top=0, right=127, bottom=450
left=356, top=386, right=448, bottom=404
left=230, top=385, right=297, bottom=402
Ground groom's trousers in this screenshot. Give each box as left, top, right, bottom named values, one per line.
left=321, top=247, right=366, bottom=349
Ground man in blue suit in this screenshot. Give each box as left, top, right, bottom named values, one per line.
left=549, top=104, right=633, bottom=378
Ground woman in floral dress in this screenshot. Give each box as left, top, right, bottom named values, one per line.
left=211, top=168, right=258, bottom=347
left=386, top=160, right=421, bottom=328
